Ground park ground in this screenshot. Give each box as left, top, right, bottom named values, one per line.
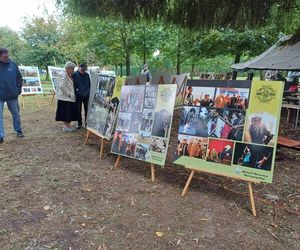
left=0, top=95, right=299, bottom=249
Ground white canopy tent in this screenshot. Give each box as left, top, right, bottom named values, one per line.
left=232, top=36, right=300, bottom=71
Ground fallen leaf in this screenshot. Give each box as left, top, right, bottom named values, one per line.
left=81, top=223, right=86, bottom=227
left=86, top=188, right=91, bottom=192
left=156, top=231, right=163, bottom=237
left=43, top=205, right=50, bottom=211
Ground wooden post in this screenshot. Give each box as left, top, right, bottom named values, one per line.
left=35, top=95, right=40, bottom=108
left=248, top=182, right=257, bottom=217
left=83, top=130, right=91, bottom=145
left=99, top=138, right=104, bottom=158
left=181, top=170, right=195, bottom=197
left=21, top=95, right=25, bottom=110
left=114, top=155, right=121, bottom=168
left=51, top=91, right=55, bottom=104
left=151, top=164, right=155, bottom=182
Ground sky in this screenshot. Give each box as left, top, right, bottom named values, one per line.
left=0, top=0, right=58, bottom=31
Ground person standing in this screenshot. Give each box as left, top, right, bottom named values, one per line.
left=141, top=63, right=152, bottom=84
left=0, top=47, right=24, bottom=143
left=72, top=63, right=91, bottom=128
left=55, top=61, right=78, bottom=132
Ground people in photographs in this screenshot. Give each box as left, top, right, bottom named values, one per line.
left=200, top=94, right=214, bottom=107
left=215, top=93, right=225, bottom=108
left=237, top=145, right=252, bottom=165
left=245, top=115, right=273, bottom=145
left=112, top=131, right=122, bottom=153
left=152, top=109, right=171, bottom=137
left=176, top=138, right=189, bottom=156
left=255, top=153, right=271, bottom=169
left=184, top=86, right=193, bottom=105
left=150, top=138, right=167, bottom=153
left=219, top=144, right=233, bottom=162
left=208, top=148, right=219, bottom=162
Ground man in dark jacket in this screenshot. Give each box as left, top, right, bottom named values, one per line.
left=0, top=47, right=24, bottom=143
left=72, top=63, right=91, bottom=128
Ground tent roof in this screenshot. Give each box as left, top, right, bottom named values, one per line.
left=232, top=36, right=300, bottom=71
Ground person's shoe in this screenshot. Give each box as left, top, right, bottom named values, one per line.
left=63, top=127, right=75, bottom=132
left=17, top=132, right=25, bottom=138
left=76, top=125, right=83, bottom=130
left=0, top=137, right=4, bottom=144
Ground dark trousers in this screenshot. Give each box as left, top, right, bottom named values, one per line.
left=77, top=98, right=89, bottom=126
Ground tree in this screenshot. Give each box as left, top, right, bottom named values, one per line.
left=21, top=16, right=65, bottom=79
left=0, top=27, right=25, bottom=64
left=58, top=0, right=297, bottom=30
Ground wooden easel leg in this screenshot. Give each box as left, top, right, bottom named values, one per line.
left=248, top=182, right=257, bottom=217
left=35, top=95, right=40, bottom=108
left=21, top=96, right=25, bottom=110
left=151, top=164, right=155, bottom=182
left=99, top=139, right=104, bottom=158
left=181, top=170, right=195, bottom=197
left=114, top=155, right=121, bottom=168
left=83, top=130, right=91, bottom=145
left=51, top=92, right=55, bottom=104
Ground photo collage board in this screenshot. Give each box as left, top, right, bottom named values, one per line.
left=19, top=66, right=43, bottom=94
left=87, top=75, right=124, bottom=139
left=111, top=84, right=177, bottom=166
left=48, top=66, right=64, bottom=92
left=173, top=80, right=284, bottom=183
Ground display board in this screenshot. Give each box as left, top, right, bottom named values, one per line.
left=19, top=66, right=43, bottom=94
left=48, top=66, right=64, bottom=92
left=87, top=75, right=123, bottom=139
left=111, top=84, right=177, bottom=166
left=173, top=80, right=283, bottom=183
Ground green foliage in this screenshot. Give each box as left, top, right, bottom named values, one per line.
left=21, top=16, right=65, bottom=69
left=58, top=0, right=297, bottom=30
left=0, top=27, right=25, bottom=64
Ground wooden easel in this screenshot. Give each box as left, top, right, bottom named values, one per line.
left=20, top=94, right=40, bottom=110
left=83, top=128, right=107, bottom=158
left=114, top=155, right=156, bottom=182
left=181, top=169, right=258, bottom=216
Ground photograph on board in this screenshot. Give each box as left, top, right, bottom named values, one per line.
left=129, top=113, right=143, bottom=133
left=111, top=132, right=138, bottom=157
left=87, top=105, right=108, bottom=134
left=243, top=112, right=277, bottom=146
left=176, top=134, right=208, bottom=159
left=116, top=112, right=132, bottom=132
left=184, top=86, right=216, bottom=107
left=214, top=87, right=249, bottom=109
left=135, top=143, right=150, bottom=160
left=120, top=85, right=145, bottom=113
left=150, top=137, right=168, bottom=154
left=179, top=106, right=200, bottom=135
left=145, top=85, right=158, bottom=98
left=233, top=143, right=274, bottom=171
left=206, top=139, right=234, bottom=165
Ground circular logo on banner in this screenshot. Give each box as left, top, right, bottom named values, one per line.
left=255, top=85, right=276, bottom=103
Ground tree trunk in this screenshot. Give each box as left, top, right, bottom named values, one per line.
left=176, top=53, right=181, bottom=75
left=120, top=63, right=123, bottom=77
left=45, top=66, right=49, bottom=81
left=191, top=63, right=195, bottom=79
left=125, top=52, right=130, bottom=76
left=232, top=53, right=241, bottom=80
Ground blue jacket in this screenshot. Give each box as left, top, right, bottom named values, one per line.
left=0, top=60, right=23, bottom=101
left=72, top=70, right=91, bottom=101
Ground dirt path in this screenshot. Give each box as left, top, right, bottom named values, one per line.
left=0, top=97, right=299, bottom=249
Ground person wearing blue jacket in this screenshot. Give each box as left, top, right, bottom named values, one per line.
left=0, top=47, right=24, bottom=144
left=72, top=63, right=91, bottom=129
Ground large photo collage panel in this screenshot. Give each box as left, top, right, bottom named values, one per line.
left=87, top=75, right=119, bottom=139
left=111, top=84, right=176, bottom=165
left=175, top=80, right=276, bottom=173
